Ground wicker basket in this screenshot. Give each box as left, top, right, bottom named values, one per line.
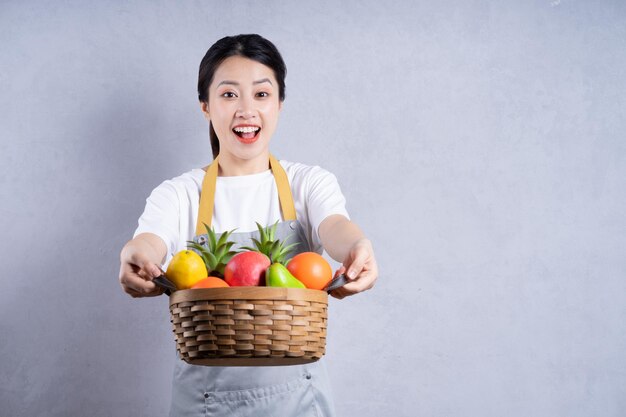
left=169, top=287, right=328, bottom=366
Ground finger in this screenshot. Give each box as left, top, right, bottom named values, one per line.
left=121, top=269, right=160, bottom=294
left=341, top=275, right=374, bottom=293
left=357, top=269, right=377, bottom=290
left=329, top=279, right=357, bottom=299
left=122, top=283, right=164, bottom=298
left=334, top=271, right=376, bottom=295
left=143, top=287, right=166, bottom=297
left=120, top=258, right=163, bottom=292
left=129, top=252, right=162, bottom=279
left=333, top=266, right=346, bottom=279
left=121, top=276, right=165, bottom=296
left=344, top=249, right=369, bottom=280
left=121, top=283, right=144, bottom=298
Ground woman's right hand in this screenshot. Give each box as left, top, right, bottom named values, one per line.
left=119, top=233, right=167, bottom=298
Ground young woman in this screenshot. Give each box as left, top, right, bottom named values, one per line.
left=119, top=34, right=378, bottom=416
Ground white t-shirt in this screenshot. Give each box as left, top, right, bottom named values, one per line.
left=133, top=160, right=350, bottom=266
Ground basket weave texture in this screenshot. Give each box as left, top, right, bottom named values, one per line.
left=169, top=287, right=328, bottom=366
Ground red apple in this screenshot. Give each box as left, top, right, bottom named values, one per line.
left=224, top=251, right=271, bottom=286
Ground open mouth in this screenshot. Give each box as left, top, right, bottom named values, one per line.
left=232, top=126, right=261, bottom=143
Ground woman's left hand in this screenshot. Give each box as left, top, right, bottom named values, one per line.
left=329, top=238, right=378, bottom=299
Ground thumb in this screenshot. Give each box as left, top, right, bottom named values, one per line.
left=130, top=252, right=162, bottom=279
left=344, top=247, right=368, bottom=280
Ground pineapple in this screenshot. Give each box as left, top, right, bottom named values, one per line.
left=187, top=223, right=238, bottom=278
left=242, top=221, right=299, bottom=265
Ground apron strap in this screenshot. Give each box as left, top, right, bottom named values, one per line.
left=195, top=154, right=297, bottom=235
left=196, top=155, right=220, bottom=235
left=269, top=154, right=297, bottom=223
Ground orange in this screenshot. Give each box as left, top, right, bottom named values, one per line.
left=286, top=252, right=332, bottom=290
left=191, top=276, right=230, bottom=289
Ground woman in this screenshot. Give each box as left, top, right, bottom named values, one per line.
left=119, top=34, right=378, bottom=416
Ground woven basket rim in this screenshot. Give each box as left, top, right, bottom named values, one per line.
left=184, top=357, right=318, bottom=367
left=169, top=287, right=328, bottom=306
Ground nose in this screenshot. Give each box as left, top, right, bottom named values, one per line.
left=236, top=109, right=255, bottom=119
left=236, top=96, right=256, bottom=119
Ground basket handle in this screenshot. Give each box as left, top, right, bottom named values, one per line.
left=324, top=273, right=350, bottom=293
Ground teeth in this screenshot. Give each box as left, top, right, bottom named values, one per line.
left=233, top=126, right=260, bottom=133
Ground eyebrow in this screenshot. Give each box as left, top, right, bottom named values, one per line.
left=216, top=78, right=273, bottom=87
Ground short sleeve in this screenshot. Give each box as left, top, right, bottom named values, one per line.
left=133, top=180, right=180, bottom=258
left=305, top=166, right=350, bottom=249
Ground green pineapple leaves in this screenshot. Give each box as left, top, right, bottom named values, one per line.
left=186, top=221, right=299, bottom=276
left=187, top=223, right=238, bottom=278
left=241, top=221, right=299, bottom=265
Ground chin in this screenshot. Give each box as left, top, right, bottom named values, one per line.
left=226, top=143, right=270, bottom=161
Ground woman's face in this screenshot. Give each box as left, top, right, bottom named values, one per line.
left=202, top=55, right=282, bottom=162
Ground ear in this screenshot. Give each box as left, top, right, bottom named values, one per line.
left=199, top=101, right=210, bottom=121
left=278, top=100, right=283, bottom=111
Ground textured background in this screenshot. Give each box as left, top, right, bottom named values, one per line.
left=1, top=1, right=625, bottom=416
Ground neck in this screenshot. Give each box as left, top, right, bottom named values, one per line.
left=217, top=151, right=271, bottom=176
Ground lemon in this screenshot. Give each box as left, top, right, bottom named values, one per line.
left=165, top=250, right=208, bottom=290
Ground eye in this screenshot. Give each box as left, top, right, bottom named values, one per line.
left=221, top=92, right=237, bottom=98
left=256, top=91, right=269, bottom=98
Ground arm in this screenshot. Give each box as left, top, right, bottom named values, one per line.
left=319, top=214, right=378, bottom=299
left=119, top=233, right=168, bottom=297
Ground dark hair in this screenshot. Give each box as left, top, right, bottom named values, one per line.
left=197, top=34, right=287, bottom=159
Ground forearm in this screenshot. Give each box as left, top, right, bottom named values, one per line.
left=319, top=215, right=378, bottom=298
left=121, top=233, right=168, bottom=266
left=318, top=214, right=367, bottom=263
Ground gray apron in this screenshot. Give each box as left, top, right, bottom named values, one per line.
left=169, top=155, right=337, bottom=417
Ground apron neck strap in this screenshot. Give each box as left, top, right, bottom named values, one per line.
left=269, top=154, right=297, bottom=224
left=195, top=154, right=297, bottom=235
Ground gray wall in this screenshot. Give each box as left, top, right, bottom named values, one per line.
left=1, top=1, right=625, bottom=416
